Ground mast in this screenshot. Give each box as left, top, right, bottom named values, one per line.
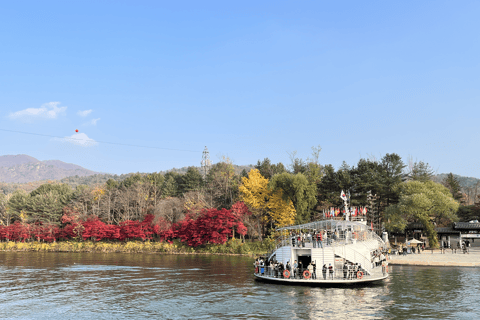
left=341, top=190, right=350, bottom=221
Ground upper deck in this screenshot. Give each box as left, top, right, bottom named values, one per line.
left=274, top=219, right=385, bottom=251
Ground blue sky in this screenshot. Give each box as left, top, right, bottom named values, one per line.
left=1, top=1, right=479, bottom=177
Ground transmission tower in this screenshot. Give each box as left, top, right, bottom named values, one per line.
left=201, top=146, right=212, bottom=179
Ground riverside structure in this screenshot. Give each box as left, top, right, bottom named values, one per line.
left=254, top=219, right=389, bottom=285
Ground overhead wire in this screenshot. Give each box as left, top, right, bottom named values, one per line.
left=0, top=128, right=200, bottom=153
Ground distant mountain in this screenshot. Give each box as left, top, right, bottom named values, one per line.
left=0, top=154, right=39, bottom=167
left=0, top=154, right=255, bottom=193
left=433, top=173, right=480, bottom=205
left=0, top=154, right=99, bottom=183
left=433, top=173, right=480, bottom=189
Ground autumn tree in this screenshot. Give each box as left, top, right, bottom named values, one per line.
left=183, top=191, right=208, bottom=218
left=230, top=201, right=252, bottom=240
left=239, top=169, right=295, bottom=239
left=239, top=169, right=269, bottom=239
left=268, top=172, right=316, bottom=224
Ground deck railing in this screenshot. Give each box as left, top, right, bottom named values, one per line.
left=274, top=227, right=385, bottom=251
left=253, top=264, right=382, bottom=281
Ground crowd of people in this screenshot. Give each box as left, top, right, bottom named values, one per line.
left=450, top=240, right=470, bottom=254
left=371, top=249, right=387, bottom=267
left=253, top=258, right=319, bottom=280
left=342, top=262, right=366, bottom=279
left=253, top=256, right=384, bottom=280
left=284, top=228, right=367, bottom=249
left=394, top=240, right=471, bottom=255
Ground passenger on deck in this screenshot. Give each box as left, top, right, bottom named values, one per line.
left=317, top=231, right=323, bottom=248
left=307, top=263, right=313, bottom=279
left=322, top=264, right=327, bottom=280
left=328, top=264, right=334, bottom=279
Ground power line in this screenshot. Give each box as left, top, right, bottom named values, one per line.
left=0, top=128, right=200, bottom=153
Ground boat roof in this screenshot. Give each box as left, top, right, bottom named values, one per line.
left=277, top=219, right=370, bottom=232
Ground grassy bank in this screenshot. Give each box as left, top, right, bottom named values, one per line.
left=0, top=238, right=274, bottom=255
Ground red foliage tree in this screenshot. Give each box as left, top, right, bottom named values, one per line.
left=119, top=214, right=156, bottom=241
left=175, top=208, right=248, bottom=247
left=82, top=216, right=120, bottom=241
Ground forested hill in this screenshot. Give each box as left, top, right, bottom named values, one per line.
left=58, top=164, right=255, bottom=188
left=0, top=155, right=254, bottom=194
left=163, top=164, right=254, bottom=176
left=0, top=154, right=98, bottom=183
left=433, top=173, right=480, bottom=189
left=433, top=173, right=480, bottom=204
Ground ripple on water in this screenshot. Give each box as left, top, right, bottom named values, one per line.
left=1, top=252, right=480, bottom=319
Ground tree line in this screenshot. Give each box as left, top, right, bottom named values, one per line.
left=0, top=149, right=478, bottom=247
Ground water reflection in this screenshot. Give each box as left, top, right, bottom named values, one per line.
left=0, top=252, right=479, bottom=319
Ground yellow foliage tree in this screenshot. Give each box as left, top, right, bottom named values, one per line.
left=239, top=169, right=269, bottom=212
left=239, top=169, right=296, bottom=231
left=267, top=190, right=296, bottom=227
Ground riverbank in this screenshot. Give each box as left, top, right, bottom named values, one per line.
left=388, top=248, right=480, bottom=267
left=0, top=238, right=272, bottom=255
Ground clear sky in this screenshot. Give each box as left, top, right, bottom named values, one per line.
left=1, top=1, right=479, bottom=177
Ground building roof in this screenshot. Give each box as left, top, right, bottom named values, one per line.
left=453, top=222, right=480, bottom=230
left=406, top=223, right=424, bottom=230
left=436, top=227, right=460, bottom=234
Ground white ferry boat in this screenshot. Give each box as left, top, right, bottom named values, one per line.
left=254, top=214, right=389, bottom=285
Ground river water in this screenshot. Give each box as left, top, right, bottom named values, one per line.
left=0, top=252, right=479, bottom=319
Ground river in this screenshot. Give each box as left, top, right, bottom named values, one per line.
left=0, top=252, right=479, bottom=319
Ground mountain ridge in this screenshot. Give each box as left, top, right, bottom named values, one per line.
left=0, top=154, right=99, bottom=183
left=1, top=154, right=478, bottom=197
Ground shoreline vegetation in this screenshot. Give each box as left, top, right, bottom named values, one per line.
left=1, top=154, right=476, bottom=253
left=0, top=238, right=272, bottom=255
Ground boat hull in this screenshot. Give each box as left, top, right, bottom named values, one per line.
left=254, top=273, right=388, bottom=286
